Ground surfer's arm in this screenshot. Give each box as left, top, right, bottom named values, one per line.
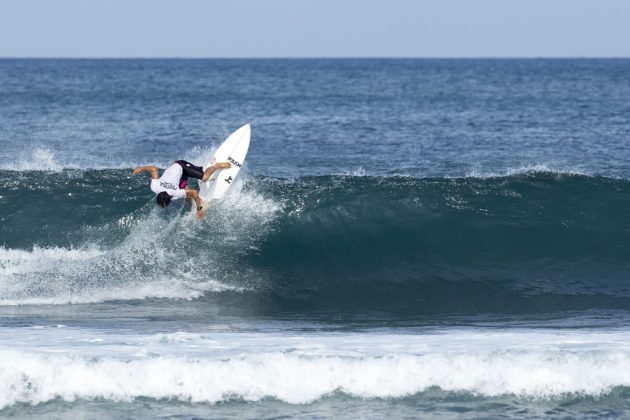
left=186, top=189, right=205, bottom=219
left=132, top=165, right=159, bottom=179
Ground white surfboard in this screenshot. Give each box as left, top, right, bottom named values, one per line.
left=198, top=123, right=251, bottom=202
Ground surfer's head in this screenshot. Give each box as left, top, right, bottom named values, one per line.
left=156, top=192, right=172, bottom=208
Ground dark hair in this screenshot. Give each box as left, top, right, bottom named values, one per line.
left=156, top=191, right=172, bottom=208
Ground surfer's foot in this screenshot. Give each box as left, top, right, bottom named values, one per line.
left=201, top=162, right=231, bottom=181
left=214, top=162, right=231, bottom=169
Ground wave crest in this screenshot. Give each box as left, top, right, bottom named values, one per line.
left=1, top=348, right=629, bottom=408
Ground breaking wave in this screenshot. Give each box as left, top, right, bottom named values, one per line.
left=2, top=344, right=630, bottom=408
left=1, top=168, right=630, bottom=312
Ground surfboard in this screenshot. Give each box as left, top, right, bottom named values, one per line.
left=198, top=123, right=251, bottom=202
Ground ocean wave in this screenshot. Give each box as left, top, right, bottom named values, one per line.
left=1, top=348, right=630, bottom=408
left=0, top=148, right=600, bottom=181
left=2, top=170, right=630, bottom=310
left=0, top=174, right=279, bottom=305
left=248, top=173, right=630, bottom=306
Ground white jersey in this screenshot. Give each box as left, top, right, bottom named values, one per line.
left=150, top=163, right=186, bottom=200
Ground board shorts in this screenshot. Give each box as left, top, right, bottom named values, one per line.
left=174, top=160, right=204, bottom=189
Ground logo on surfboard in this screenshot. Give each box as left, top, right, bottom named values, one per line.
left=227, top=156, right=241, bottom=167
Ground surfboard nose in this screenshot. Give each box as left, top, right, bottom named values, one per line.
left=199, top=123, right=251, bottom=201
left=233, top=123, right=250, bottom=138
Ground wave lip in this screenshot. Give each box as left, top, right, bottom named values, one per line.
left=0, top=147, right=159, bottom=172
left=0, top=148, right=66, bottom=172
left=465, top=163, right=591, bottom=179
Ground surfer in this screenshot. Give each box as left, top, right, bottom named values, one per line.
left=132, top=160, right=231, bottom=219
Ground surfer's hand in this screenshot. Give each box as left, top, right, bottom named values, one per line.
left=132, top=166, right=142, bottom=175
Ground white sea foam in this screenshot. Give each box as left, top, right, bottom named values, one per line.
left=0, top=277, right=233, bottom=306
left=1, top=328, right=630, bottom=408
left=0, top=173, right=280, bottom=305
left=0, top=247, right=105, bottom=276
left=348, top=167, right=367, bottom=176
left=180, top=144, right=218, bottom=168
left=0, top=147, right=164, bottom=171
left=0, top=245, right=237, bottom=305
left=466, top=163, right=590, bottom=179
left=0, top=239, right=244, bottom=306
left=0, top=148, right=68, bottom=172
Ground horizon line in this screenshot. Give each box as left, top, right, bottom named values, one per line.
left=1, top=56, right=630, bottom=60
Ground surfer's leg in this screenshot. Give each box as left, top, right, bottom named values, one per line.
left=175, top=160, right=204, bottom=179
left=201, top=162, right=231, bottom=181
left=174, top=160, right=205, bottom=188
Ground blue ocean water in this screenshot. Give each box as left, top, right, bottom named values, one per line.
left=1, top=59, right=630, bottom=418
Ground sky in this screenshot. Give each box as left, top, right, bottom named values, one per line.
left=0, top=0, right=629, bottom=58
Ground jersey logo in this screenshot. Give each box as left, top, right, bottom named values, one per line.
left=160, top=181, right=177, bottom=190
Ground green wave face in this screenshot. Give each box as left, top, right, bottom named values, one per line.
left=2, top=169, right=630, bottom=313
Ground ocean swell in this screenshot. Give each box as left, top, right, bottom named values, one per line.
left=2, top=169, right=630, bottom=310
left=250, top=173, right=630, bottom=306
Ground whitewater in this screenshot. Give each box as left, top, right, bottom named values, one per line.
left=3, top=327, right=630, bottom=410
